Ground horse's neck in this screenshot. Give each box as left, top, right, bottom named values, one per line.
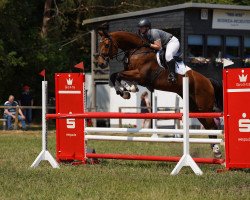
left=112, top=32, right=143, bottom=51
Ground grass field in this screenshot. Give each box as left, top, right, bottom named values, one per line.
left=0, top=130, right=249, bottom=200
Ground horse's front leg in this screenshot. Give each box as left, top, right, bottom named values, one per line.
left=110, top=72, right=131, bottom=99
left=120, top=80, right=139, bottom=93
left=112, top=72, right=139, bottom=92
left=110, top=70, right=141, bottom=99
left=117, top=69, right=142, bottom=93
left=117, top=69, right=142, bottom=82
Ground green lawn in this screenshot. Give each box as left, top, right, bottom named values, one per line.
left=0, top=131, right=249, bottom=200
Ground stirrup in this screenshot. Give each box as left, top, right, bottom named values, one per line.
left=168, top=73, right=176, bottom=83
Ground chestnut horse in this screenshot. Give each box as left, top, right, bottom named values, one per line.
left=96, top=30, right=222, bottom=158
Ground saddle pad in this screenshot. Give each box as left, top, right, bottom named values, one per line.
left=156, top=52, right=191, bottom=75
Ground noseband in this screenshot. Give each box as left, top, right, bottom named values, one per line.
left=98, top=36, right=117, bottom=63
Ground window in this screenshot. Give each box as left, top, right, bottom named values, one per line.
left=207, top=36, right=222, bottom=58
left=188, top=35, right=204, bottom=57
left=244, top=37, right=250, bottom=58
left=225, top=36, right=240, bottom=59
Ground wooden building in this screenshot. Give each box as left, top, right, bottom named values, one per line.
left=82, top=3, right=250, bottom=123
left=83, top=3, right=250, bottom=80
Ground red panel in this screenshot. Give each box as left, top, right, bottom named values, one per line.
left=224, top=68, right=250, bottom=169
left=55, top=73, right=85, bottom=162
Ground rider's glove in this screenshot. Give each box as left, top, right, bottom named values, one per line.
left=143, top=42, right=151, bottom=48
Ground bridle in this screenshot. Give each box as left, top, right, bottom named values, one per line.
left=98, top=36, right=122, bottom=63
left=97, top=33, right=155, bottom=65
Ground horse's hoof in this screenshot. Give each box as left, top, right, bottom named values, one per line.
left=212, top=144, right=222, bottom=159
left=122, top=92, right=131, bottom=99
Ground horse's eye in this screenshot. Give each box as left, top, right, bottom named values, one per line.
left=105, top=44, right=109, bottom=48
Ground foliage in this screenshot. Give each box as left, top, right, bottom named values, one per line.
left=0, top=0, right=249, bottom=106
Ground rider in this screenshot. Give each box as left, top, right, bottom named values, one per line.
left=137, top=18, right=180, bottom=83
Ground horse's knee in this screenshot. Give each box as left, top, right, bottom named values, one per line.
left=110, top=73, right=118, bottom=85
left=116, top=72, right=121, bottom=82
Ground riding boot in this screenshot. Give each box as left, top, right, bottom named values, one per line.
left=166, top=59, right=177, bottom=83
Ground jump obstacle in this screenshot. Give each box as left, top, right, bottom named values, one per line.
left=31, top=68, right=250, bottom=174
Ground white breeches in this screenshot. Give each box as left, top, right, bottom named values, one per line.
left=165, top=36, right=180, bottom=62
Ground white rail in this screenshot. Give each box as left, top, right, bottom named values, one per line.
left=86, top=135, right=222, bottom=144
left=85, top=127, right=223, bottom=136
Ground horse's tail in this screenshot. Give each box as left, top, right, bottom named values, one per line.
left=209, top=78, right=223, bottom=111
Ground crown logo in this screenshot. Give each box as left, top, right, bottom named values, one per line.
left=239, top=74, right=247, bottom=82
left=66, top=78, right=73, bottom=85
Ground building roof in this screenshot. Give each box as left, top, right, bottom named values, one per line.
left=82, top=2, right=250, bottom=26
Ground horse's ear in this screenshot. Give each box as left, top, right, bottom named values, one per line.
left=97, top=29, right=110, bottom=38
left=97, top=22, right=110, bottom=37
left=98, top=30, right=105, bottom=37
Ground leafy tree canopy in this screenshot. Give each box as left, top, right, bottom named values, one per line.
left=0, top=0, right=249, bottom=107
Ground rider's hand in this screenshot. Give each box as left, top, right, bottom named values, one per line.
left=143, top=42, right=151, bottom=48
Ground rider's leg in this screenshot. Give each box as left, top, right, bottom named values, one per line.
left=166, top=59, right=176, bottom=83
left=165, top=36, right=180, bottom=83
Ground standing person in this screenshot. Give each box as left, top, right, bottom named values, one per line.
left=4, top=95, right=26, bottom=130
left=20, top=85, right=33, bottom=125
left=137, top=18, right=180, bottom=83
left=140, top=91, right=151, bottom=128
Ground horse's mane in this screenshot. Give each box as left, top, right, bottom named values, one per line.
left=110, top=31, right=145, bottom=50
left=110, top=31, right=142, bottom=40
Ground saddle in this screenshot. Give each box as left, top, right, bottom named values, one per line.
left=158, top=48, right=183, bottom=67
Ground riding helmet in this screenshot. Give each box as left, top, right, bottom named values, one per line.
left=137, top=18, right=151, bottom=28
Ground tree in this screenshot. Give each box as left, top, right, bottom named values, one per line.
left=0, top=0, right=249, bottom=106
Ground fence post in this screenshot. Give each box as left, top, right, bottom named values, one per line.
left=170, top=77, right=203, bottom=175
left=30, top=81, right=59, bottom=168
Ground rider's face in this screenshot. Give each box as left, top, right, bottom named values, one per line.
left=139, top=26, right=148, bottom=34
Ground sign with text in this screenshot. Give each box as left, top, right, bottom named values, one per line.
left=212, top=9, right=250, bottom=30
left=224, top=68, right=250, bottom=169
left=55, top=73, right=85, bottom=162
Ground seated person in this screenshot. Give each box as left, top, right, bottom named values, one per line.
left=4, top=95, right=26, bottom=130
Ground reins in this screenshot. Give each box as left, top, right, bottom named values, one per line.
left=98, top=32, right=155, bottom=65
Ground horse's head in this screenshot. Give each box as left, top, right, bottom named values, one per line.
left=96, top=30, right=118, bottom=69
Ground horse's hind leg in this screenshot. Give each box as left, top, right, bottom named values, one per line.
left=198, top=118, right=222, bottom=159
left=190, top=95, right=222, bottom=158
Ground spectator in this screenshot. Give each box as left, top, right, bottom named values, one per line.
left=20, top=85, right=33, bottom=125
left=4, top=95, right=26, bottom=130
left=140, top=91, right=151, bottom=128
